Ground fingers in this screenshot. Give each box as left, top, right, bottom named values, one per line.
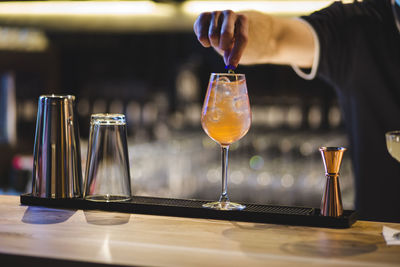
left=194, top=12, right=212, bottom=47
left=208, top=11, right=222, bottom=47
left=193, top=10, right=248, bottom=67
left=227, top=14, right=249, bottom=67
left=194, top=10, right=235, bottom=50
left=219, top=10, right=236, bottom=51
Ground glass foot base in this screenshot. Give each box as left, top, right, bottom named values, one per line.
left=85, top=195, right=131, bottom=202
left=202, top=201, right=246, bottom=211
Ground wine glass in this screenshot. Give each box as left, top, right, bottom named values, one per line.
left=386, top=131, right=400, bottom=162
left=201, top=73, right=251, bottom=210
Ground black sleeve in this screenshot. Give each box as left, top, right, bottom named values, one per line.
left=301, top=0, right=385, bottom=87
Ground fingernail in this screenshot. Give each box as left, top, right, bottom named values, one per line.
left=225, top=64, right=236, bottom=70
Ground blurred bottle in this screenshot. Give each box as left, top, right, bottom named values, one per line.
left=10, top=155, right=33, bottom=193
left=0, top=72, right=16, bottom=146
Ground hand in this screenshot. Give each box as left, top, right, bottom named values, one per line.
left=193, top=10, right=249, bottom=68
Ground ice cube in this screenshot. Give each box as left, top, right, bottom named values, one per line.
left=207, top=107, right=222, bottom=122
left=216, top=77, right=232, bottom=97
left=217, top=76, right=231, bottom=83
left=233, top=95, right=248, bottom=114
left=223, top=88, right=232, bottom=97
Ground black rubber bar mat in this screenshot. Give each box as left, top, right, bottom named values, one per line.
left=20, top=194, right=357, bottom=228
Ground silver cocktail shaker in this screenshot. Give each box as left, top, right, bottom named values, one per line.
left=32, top=95, right=82, bottom=198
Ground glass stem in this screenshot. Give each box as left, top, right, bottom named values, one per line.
left=219, top=145, right=230, bottom=203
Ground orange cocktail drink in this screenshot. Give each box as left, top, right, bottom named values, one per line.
left=200, top=73, right=251, bottom=211
left=201, top=77, right=251, bottom=146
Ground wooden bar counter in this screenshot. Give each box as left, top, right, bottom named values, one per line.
left=0, top=195, right=399, bottom=267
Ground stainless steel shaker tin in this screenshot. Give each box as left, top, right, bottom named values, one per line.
left=32, top=94, right=82, bottom=198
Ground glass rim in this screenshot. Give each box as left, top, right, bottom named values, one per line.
left=319, top=146, right=347, bottom=151
left=210, top=73, right=245, bottom=77
left=39, top=94, right=75, bottom=100
left=91, top=113, right=126, bottom=124
left=386, top=130, right=400, bottom=136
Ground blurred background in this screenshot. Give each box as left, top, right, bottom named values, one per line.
left=0, top=0, right=354, bottom=209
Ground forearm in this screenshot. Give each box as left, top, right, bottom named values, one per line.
left=229, top=11, right=315, bottom=68
left=194, top=10, right=315, bottom=68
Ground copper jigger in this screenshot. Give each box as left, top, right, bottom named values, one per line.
left=319, top=147, right=346, bottom=217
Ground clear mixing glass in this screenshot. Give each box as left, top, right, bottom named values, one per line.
left=84, top=113, right=131, bottom=202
